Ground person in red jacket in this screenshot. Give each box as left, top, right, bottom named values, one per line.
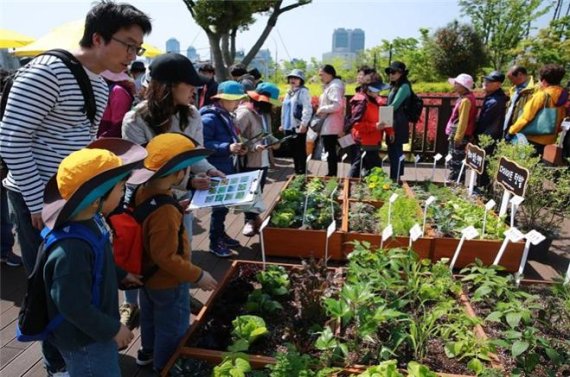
left=351, top=80, right=393, bottom=176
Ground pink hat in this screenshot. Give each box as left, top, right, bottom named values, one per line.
left=101, top=70, right=132, bottom=83
left=448, top=73, right=474, bottom=90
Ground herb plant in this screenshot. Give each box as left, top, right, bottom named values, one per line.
left=228, top=315, right=269, bottom=352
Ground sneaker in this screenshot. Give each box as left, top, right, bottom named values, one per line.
left=49, top=372, right=70, bottom=377
left=119, top=303, right=140, bottom=330
left=136, top=348, right=154, bottom=367
left=222, top=233, right=241, bottom=248
left=242, top=217, right=262, bottom=237
left=209, top=241, right=238, bottom=258
left=0, top=251, right=22, bottom=267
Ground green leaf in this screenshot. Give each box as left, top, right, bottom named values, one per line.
left=228, top=339, right=250, bottom=352
left=234, top=357, right=251, bottom=373
left=505, top=312, right=522, bottom=328
left=485, top=311, right=502, bottom=322
left=467, top=358, right=484, bottom=374
left=544, top=347, right=561, bottom=363
left=511, top=340, right=529, bottom=358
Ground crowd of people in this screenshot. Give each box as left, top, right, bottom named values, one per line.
left=0, top=1, right=569, bottom=376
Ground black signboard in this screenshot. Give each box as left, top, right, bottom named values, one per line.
left=465, top=143, right=486, bottom=174
left=496, top=157, right=529, bottom=197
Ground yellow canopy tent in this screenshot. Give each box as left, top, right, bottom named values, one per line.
left=0, top=29, right=35, bottom=49
left=12, top=20, right=162, bottom=58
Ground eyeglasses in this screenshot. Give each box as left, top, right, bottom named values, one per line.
left=388, top=70, right=399, bottom=75
left=111, top=36, right=146, bottom=56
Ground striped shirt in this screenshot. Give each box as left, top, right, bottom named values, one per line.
left=0, top=54, right=108, bottom=214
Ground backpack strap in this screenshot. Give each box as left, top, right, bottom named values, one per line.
left=41, top=49, right=97, bottom=124
left=132, top=194, right=186, bottom=281
left=39, top=215, right=109, bottom=336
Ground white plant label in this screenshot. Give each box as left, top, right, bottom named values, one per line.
left=382, top=225, right=393, bottom=242
left=510, top=195, right=525, bottom=206
left=399, top=155, right=405, bottom=162
left=426, top=196, right=436, bottom=206
left=485, top=199, right=496, bottom=211
left=409, top=224, right=422, bottom=242
left=434, top=153, right=442, bottom=161
left=414, top=154, right=421, bottom=163
left=326, top=220, right=336, bottom=238
left=341, top=153, right=348, bottom=162
left=306, top=154, right=312, bottom=164
left=389, top=193, right=399, bottom=203
left=462, top=226, right=479, bottom=240
left=260, top=216, right=271, bottom=232
left=504, top=227, right=525, bottom=243
left=382, top=155, right=388, bottom=163
left=525, top=230, right=546, bottom=246
left=445, top=154, right=452, bottom=162
left=361, top=151, right=367, bottom=160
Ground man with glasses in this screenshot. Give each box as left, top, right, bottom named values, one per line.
left=0, top=2, right=151, bottom=376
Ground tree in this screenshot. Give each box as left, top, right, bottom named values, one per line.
left=432, top=21, right=487, bottom=78
left=459, top=0, right=550, bottom=70
left=182, top=0, right=311, bottom=80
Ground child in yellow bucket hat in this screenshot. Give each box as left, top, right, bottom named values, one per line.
left=127, top=132, right=217, bottom=372
left=38, top=138, right=147, bottom=376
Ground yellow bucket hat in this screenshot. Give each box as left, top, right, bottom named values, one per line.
left=128, top=133, right=213, bottom=185
left=42, top=138, right=148, bottom=229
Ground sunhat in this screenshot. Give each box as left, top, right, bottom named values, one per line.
left=128, top=133, right=213, bottom=185
left=484, top=71, right=505, bottom=83
left=247, top=82, right=281, bottom=106
left=367, top=80, right=391, bottom=92
left=42, top=138, right=147, bottom=229
left=385, top=61, right=409, bottom=75
left=149, top=53, right=205, bottom=86
left=448, top=73, right=474, bottom=90
left=211, top=80, right=247, bottom=101
left=101, top=70, right=132, bottom=83
left=130, top=61, right=146, bottom=73
left=286, top=69, right=305, bottom=82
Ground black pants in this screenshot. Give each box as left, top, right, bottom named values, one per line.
left=321, top=135, right=338, bottom=176
left=387, top=141, right=404, bottom=181
left=528, top=140, right=545, bottom=157
left=349, top=145, right=382, bottom=177
left=285, top=130, right=306, bottom=174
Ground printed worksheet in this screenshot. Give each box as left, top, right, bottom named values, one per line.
left=188, top=170, right=262, bottom=209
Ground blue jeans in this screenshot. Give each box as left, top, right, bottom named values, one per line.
left=1, top=186, right=14, bottom=256
left=387, top=141, right=404, bottom=181
left=58, top=340, right=120, bottom=377
left=140, top=283, right=190, bottom=371
left=6, top=189, right=42, bottom=273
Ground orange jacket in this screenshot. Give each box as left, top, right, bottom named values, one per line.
left=351, top=93, right=393, bottom=146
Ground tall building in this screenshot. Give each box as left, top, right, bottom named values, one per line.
left=186, top=46, right=199, bottom=62
left=350, top=29, right=365, bottom=53
left=323, top=28, right=366, bottom=66
left=166, top=38, right=180, bottom=54
left=332, top=28, right=349, bottom=51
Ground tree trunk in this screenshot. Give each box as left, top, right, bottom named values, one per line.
left=207, top=32, right=228, bottom=81
left=230, top=28, right=237, bottom=64
left=221, top=34, right=233, bottom=67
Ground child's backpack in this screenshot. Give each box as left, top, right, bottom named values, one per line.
left=404, top=90, right=424, bottom=123
left=107, top=190, right=185, bottom=282
left=16, top=215, right=108, bottom=342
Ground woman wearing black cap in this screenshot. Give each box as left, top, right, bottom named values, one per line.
left=384, top=61, right=412, bottom=181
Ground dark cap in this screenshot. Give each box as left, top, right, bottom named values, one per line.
left=130, top=61, right=146, bottom=72
left=149, top=53, right=205, bottom=86
left=385, top=61, right=408, bottom=75
left=198, top=63, right=215, bottom=73
left=484, top=71, right=505, bottom=83
left=248, top=68, right=261, bottom=80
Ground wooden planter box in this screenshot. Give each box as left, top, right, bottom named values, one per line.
left=164, top=260, right=502, bottom=377
left=341, top=233, right=433, bottom=260
left=262, top=175, right=347, bottom=260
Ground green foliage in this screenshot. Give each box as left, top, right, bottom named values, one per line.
left=377, top=195, right=422, bottom=237
left=256, top=265, right=290, bottom=296
left=245, top=289, right=283, bottom=314
left=356, top=360, right=403, bottom=377
left=213, top=354, right=252, bottom=377
left=268, top=344, right=316, bottom=377
left=459, top=0, right=550, bottom=70
left=348, top=202, right=378, bottom=233
left=228, top=315, right=269, bottom=352
left=432, top=20, right=487, bottom=78
left=406, top=361, right=438, bottom=377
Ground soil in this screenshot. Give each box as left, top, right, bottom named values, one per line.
left=168, top=357, right=213, bottom=376
left=463, top=283, right=570, bottom=376
left=188, top=262, right=342, bottom=357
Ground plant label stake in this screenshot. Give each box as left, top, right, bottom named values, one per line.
left=497, top=157, right=529, bottom=216
left=564, top=260, right=570, bottom=285
left=305, top=154, right=312, bottom=182
left=414, top=154, right=420, bottom=182
left=380, top=224, right=393, bottom=249
left=324, top=220, right=336, bottom=266
left=465, top=143, right=485, bottom=195
left=468, top=169, right=477, bottom=196
left=509, top=195, right=524, bottom=228
left=382, top=154, right=388, bottom=169
left=409, top=223, right=422, bottom=249
left=431, top=153, right=442, bottom=181
left=259, top=216, right=271, bottom=270
left=499, top=190, right=512, bottom=217
left=422, top=196, right=436, bottom=237
left=449, top=226, right=479, bottom=271
left=516, top=230, right=546, bottom=286
left=456, top=159, right=467, bottom=185
left=481, top=199, right=496, bottom=239
left=388, top=193, right=398, bottom=227
left=329, top=186, right=338, bottom=220
left=301, top=192, right=310, bottom=227
left=359, top=150, right=367, bottom=181
left=339, top=153, right=348, bottom=178
left=493, top=227, right=525, bottom=266
left=397, top=154, right=405, bottom=183
left=444, top=154, right=452, bottom=185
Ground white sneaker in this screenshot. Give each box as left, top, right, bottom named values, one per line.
left=50, top=372, right=70, bottom=377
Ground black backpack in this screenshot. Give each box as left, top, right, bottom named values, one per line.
left=404, top=90, right=424, bottom=123
left=0, top=49, right=96, bottom=123
left=17, top=216, right=108, bottom=342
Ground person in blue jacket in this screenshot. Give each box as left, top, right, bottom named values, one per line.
left=200, top=81, right=248, bottom=258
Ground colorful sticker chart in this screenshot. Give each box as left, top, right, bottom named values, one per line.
left=188, top=170, right=262, bottom=209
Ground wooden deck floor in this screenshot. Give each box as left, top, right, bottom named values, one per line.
left=1, top=158, right=568, bottom=377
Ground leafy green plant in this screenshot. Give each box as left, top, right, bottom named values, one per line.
left=406, top=361, right=438, bottom=377
left=376, top=195, right=422, bottom=237
left=356, top=360, right=403, bottom=377
left=213, top=354, right=251, bottom=377
left=268, top=344, right=316, bottom=377
left=314, top=326, right=348, bottom=365
left=228, top=315, right=269, bottom=352
left=256, top=265, right=290, bottom=296
left=245, top=289, right=283, bottom=314
left=349, top=202, right=378, bottom=233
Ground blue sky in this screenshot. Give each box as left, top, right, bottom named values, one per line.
left=0, top=0, right=554, bottom=63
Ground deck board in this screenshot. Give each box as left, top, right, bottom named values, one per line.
left=1, top=158, right=568, bottom=376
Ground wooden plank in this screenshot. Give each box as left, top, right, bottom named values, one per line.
left=20, top=360, right=46, bottom=377
left=0, top=340, right=41, bottom=376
